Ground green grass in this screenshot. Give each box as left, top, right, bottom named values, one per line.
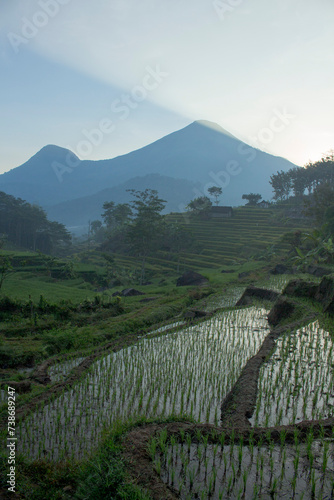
left=2, top=272, right=97, bottom=303
left=0, top=281, right=213, bottom=369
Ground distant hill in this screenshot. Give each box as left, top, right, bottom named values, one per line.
left=0, top=120, right=297, bottom=230
left=47, top=174, right=199, bottom=228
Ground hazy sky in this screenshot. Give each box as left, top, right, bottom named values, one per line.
left=1, top=0, right=333, bottom=174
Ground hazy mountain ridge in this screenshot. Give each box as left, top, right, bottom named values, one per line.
left=0, top=120, right=297, bottom=228
left=47, top=174, right=199, bottom=228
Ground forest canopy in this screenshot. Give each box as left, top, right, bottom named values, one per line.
left=0, top=191, right=71, bottom=254
left=270, top=153, right=334, bottom=201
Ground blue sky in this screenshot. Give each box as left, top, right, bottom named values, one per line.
left=0, top=0, right=333, bottom=174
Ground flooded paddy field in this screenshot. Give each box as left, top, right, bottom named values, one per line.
left=202, top=287, right=245, bottom=311
left=203, top=273, right=307, bottom=313
left=48, top=356, right=85, bottom=383
left=7, top=277, right=334, bottom=499
left=256, top=273, right=321, bottom=294
left=250, top=321, right=334, bottom=427
left=17, top=307, right=269, bottom=460
left=153, top=430, right=334, bottom=499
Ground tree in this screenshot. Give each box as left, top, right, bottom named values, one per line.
left=126, top=189, right=167, bottom=284
left=91, top=220, right=102, bottom=233
left=102, top=202, right=132, bottom=229
left=101, top=201, right=115, bottom=226
left=186, top=196, right=212, bottom=217
left=304, top=183, right=334, bottom=225
left=0, top=239, right=13, bottom=291
left=208, top=186, right=222, bottom=206
left=289, top=167, right=308, bottom=197
left=242, top=193, right=262, bottom=206
left=270, top=153, right=334, bottom=202
left=163, top=222, right=195, bottom=272
left=0, top=256, right=12, bottom=291
left=90, top=220, right=105, bottom=243
left=45, top=220, right=71, bottom=255
left=269, top=170, right=292, bottom=201
left=325, top=205, right=334, bottom=236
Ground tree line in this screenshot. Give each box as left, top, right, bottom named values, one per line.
left=270, top=153, right=334, bottom=201
left=268, top=152, right=334, bottom=267
left=0, top=191, right=71, bottom=254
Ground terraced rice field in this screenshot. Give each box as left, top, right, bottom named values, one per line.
left=164, top=207, right=305, bottom=268
left=18, top=307, right=269, bottom=460
left=111, top=207, right=306, bottom=272
left=6, top=269, right=334, bottom=499
left=250, top=320, right=334, bottom=427
left=152, top=429, right=334, bottom=499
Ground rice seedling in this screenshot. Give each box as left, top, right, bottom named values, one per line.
left=270, top=476, right=278, bottom=497
left=147, top=437, right=157, bottom=460
left=322, top=441, right=329, bottom=473
left=153, top=457, right=161, bottom=475
left=188, top=467, right=195, bottom=490
left=219, top=431, right=225, bottom=448
left=237, top=439, right=243, bottom=467
left=186, top=433, right=192, bottom=452
left=242, top=468, right=248, bottom=493
left=171, top=466, right=175, bottom=485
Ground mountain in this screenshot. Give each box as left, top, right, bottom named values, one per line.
left=0, top=120, right=297, bottom=228
left=0, top=145, right=82, bottom=205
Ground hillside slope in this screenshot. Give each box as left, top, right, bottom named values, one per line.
left=110, top=206, right=307, bottom=273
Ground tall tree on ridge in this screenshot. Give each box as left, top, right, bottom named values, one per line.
left=208, top=186, right=223, bottom=206
left=126, top=189, right=166, bottom=284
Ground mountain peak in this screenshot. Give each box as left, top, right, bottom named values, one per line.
left=191, top=120, right=237, bottom=139
left=193, top=119, right=222, bottom=128
left=1, top=144, right=81, bottom=192
left=40, top=144, right=67, bottom=152
left=33, top=144, right=79, bottom=162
